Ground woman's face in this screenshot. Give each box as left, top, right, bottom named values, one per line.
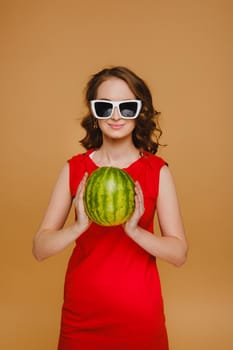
left=95, top=77, right=137, bottom=141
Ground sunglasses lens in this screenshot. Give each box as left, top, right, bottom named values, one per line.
left=94, top=102, right=113, bottom=118
left=119, top=102, right=138, bottom=118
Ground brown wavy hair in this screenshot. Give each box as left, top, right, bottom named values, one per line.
left=80, top=66, right=163, bottom=154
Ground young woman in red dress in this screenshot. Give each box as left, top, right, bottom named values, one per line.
left=33, top=66, right=188, bottom=349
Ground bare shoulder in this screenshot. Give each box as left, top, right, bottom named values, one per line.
left=37, top=162, right=72, bottom=231
left=159, top=165, right=177, bottom=195
left=54, top=162, right=70, bottom=188
left=157, top=165, right=186, bottom=240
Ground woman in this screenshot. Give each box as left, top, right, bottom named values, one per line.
left=33, top=66, right=188, bottom=350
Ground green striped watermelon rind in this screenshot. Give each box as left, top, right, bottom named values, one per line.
left=84, top=167, right=135, bottom=226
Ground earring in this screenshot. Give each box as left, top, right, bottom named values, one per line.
left=93, top=119, right=98, bottom=129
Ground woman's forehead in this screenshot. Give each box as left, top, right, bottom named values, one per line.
left=96, top=77, right=135, bottom=100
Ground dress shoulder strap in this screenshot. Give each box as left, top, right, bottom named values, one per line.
left=68, top=150, right=93, bottom=197
left=139, top=152, right=168, bottom=199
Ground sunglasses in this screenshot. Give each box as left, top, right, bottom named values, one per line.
left=90, top=100, right=142, bottom=119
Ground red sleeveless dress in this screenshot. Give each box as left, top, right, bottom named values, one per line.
left=58, top=149, right=169, bottom=350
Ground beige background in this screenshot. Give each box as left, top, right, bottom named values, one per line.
left=1, top=0, right=233, bottom=349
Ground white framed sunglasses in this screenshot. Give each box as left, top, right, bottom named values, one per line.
left=90, top=99, right=142, bottom=119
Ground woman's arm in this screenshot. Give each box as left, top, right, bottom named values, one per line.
left=124, top=166, right=188, bottom=267
left=32, top=164, right=90, bottom=261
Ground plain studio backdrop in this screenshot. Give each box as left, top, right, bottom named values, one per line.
left=0, top=0, right=232, bottom=349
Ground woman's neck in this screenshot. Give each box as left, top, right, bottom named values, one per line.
left=93, top=139, right=140, bottom=168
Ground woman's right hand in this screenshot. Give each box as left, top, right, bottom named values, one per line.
left=73, top=172, right=91, bottom=232
left=33, top=164, right=92, bottom=261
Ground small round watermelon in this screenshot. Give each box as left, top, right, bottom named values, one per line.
left=84, top=167, right=135, bottom=226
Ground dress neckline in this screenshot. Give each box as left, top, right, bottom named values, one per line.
left=86, top=149, right=145, bottom=171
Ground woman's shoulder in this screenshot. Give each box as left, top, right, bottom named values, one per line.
left=142, top=151, right=168, bottom=168
left=68, top=149, right=93, bottom=164
left=67, top=149, right=94, bottom=196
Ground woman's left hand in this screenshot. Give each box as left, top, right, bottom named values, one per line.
left=73, top=172, right=91, bottom=232
left=124, top=181, right=145, bottom=236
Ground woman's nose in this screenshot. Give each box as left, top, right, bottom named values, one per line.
left=111, top=106, right=121, bottom=120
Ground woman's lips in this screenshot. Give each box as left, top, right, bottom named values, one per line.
left=108, top=123, right=125, bottom=129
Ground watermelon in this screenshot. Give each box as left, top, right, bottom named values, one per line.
left=84, top=167, right=135, bottom=226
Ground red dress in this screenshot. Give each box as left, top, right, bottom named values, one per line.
left=58, top=149, right=169, bottom=350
